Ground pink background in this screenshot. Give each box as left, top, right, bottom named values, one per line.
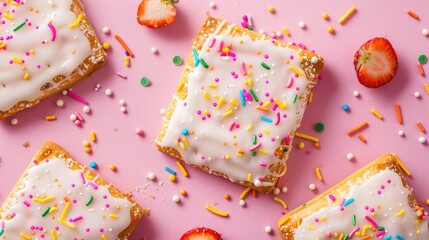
left=1, top=0, right=429, bottom=239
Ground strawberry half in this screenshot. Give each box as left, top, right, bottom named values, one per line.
left=137, top=0, right=177, bottom=28
left=180, top=227, right=222, bottom=240
left=353, top=37, right=398, bottom=88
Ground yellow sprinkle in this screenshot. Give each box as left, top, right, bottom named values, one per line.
left=247, top=71, right=252, bottom=76
left=101, top=235, right=108, bottom=240
left=282, top=28, right=290, bottom=36
left=177, top=82, right=185, bottom=91
left=417, top=230, right=421, bottom=235
left=289, top=65, right=303, bottom=76
left=124, top=56, right=130, bottom=67
left=230, top=99, right=239, bottom=106
left=426, top=199, right=429, bottom=206
left=0, top=41, right=7, bottom=49
left=274, top=99, right=287, bottom=109
left=168, top=174, right=176, bottom=182
left=23, top=73, right=30, bottom=80
left=180, top=189, right=187, bottom=195
left=246, top=124, right=252, bottom=131
left=102, top=42, right=110, bottom=50
left=90, top=131, right=97, bottom=142
left=209, top=83, right=217, bottom=88
left=424, top=83, right=429, bottom=95
left=307, top=225, right=315, bottom=230
left=247, top=173, right=252, bottom=181
left=395, top=209, right=405, bottom=216
left=370, top=109, right=383, bottom=119
left=268, top=5, right=275, bottom=13
left=109, top=164, right=117, bottom=171
left=297, top=142, right=305, bottom=149
left=327, top=26, right=335, bottom=34
left=240, top=187, right=252, bottom=200
left=339, top=234, right=344, bottom=240
left=179, top=143, right=185, bottom=150
left=181, top=137, right=189, bottom=146
left=176, top=161, right=189, bottom=177
left=33, top=196, right=55, bottom=204
left=243, top=79, right=252, bottom=86
left=12, top=57, right=23, bottom=64
left=278, top=216, right=290, bottom=226
left=213, top=94, right=219, bottom=99
left=20, top=232, right=31, bottom=240
left=262, top=128, right=269, bottom=134
left=49, top=207, right=58, bottom=213
left=59, top=219, right=76, bottom=229
left=223, top=109, right=234, bottom=117
left=273, top=197, right=287, bottom=209
left=84, top=147, right=91, bottom=153
left=109, top=214, right=118, bottom=219
left=308, top=92, right=314, bottom=103
left=295, top=132, right=320, bottom=143
left=221, top=47, right=230, bottom=53
left=322, top=13, right=329, bottom=20
left=83, top=139, right=91, bottom=147
left=262, top=101, right=272, bottom=108
left=203, top=91, right=211, bottom=100
left=216, top=97, right=225, bottom=108
left=205, top=205, right=228, bottom=217
left=392, top=153, right=411, bottom=176
left=59, top=202, right=70, bottom=220
left=338, top=6, right=356, bottom=24
left=3, top=14, right=14, bottom=20
left=68, top=14, right=83, bottom=28
left=315, top=167, right=323, bottom=181
left=416, top=219, right=421, bottom=226
left=11, top=1, right=20, bottom=6
left=258, top=149, right=268, bottom=154
left=44, top=115, right=57, bottom=121
left=320, top=216, right=326, bottom=221
left=51, top=230, right=58, bottom=240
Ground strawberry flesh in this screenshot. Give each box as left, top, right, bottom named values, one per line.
left=137, top=0, right=177, bottom=28
left=353, top=37, right=398, bottom=88
left=180, top=227, right=222, bottom=240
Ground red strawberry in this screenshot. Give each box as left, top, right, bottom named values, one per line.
left=353, top=37, right=398, bottom=88
left=180, top=227, right=222, bottom=240
left=137, top=0, right=177, bottom=28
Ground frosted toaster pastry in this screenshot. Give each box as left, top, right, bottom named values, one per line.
left=156, top=17, right=324, bottom=193
left=0, top=0, right=106, bottom=119
left=277, top=154, right=429, bottom=239
left=0, top=142, right=143, bottom=239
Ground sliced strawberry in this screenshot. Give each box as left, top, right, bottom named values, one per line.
left=353, top=37, right=398, bottom=88
left=180, top=227, right=222, bottom=240
left=137, top=0, right=177, bottom=28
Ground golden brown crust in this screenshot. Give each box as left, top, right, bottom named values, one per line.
left=156, top=16, right=324, bottom=193
left=277, top=154, right=420, bottom=239
left=0, top=0, right=106, bottom=120
left=0, top=142, right=143, bottom=240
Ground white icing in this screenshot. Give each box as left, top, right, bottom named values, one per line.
left=1, top=157, right=133, bottom=239
left=295, top=170, right=429, bottom=239
left=0, top=0, right=92, bottom=111
left=159, top=20, right=321, bottom=186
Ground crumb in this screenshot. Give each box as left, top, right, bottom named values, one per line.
left=22, top=141, right=30, bottom=148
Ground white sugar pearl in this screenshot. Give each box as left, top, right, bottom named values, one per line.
left=69, top=114, right=77, bottom=121
left=239, top=199, right=246, bottom=206
left=120, top=107, right=127, bottom=113
left=83, top=105, right=91, bottom=113
left=423, top=28, right=429, bottom=36
left=119, top=99, right=126, bottom=106
left=172, top=195, right=180, bottom=203
left=414, top=91, right=421, bottom=98
left=398, top=130, right=405, bottom=136
left=258, top=29, right=265, bottom=35
left=62, top=90, right=68, bottom=95
left=309, top=183, right=316, bottom=191
left=281, top=186, right=288, bottom=193
left=311, top=56, right=318, bottom=64
left=160, top=108, right=166, bottom=115
left=298, top=21, right=306, bottom=29
left=273, top=187, right=280, bottom=195
left=151, top=47, right=158, bottom=54
left=209, top=2, right=215, bottom=8
left=264, top=226, right=272, bottom=233
left=10, top=118, right=18, bottom=125
left=353, top=90, right=360, bottom=97
left=254, top=179, right=262, bottom=187
left=418, top=136, right=426, bottom=143
left=102, top=27, right=110, bottom=34
left=47, top=0, right=54, bottom=6
left=105, top=89, right=113, bottom=96
left=276, top=31, right=282, bottom=38
left=147, top=172, right=155, bottom=180
left=346, top=153, right=354, bottom=160
left=56, top=99, right=64, bottom=107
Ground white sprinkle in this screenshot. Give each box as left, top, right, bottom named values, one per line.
left=310, top=56, right=318, bottom=64
left=346, top=153, right=354, bottom=160
left=254, top=179, right=262, bottom=187
left=353, top=90, right=360, bottom=97
left=105, top=89, right=113, bottom=96
left=56, top=99, right=64, bottom=107
left=102, top=27, right=110, bottom=34
left=147, top=172, right=155, bottom=180
left=309, top=183, right=316, bottom=191
left=298, top=21, right=306, bottom=29
left=418, top=136, right=426, bottom=143
left=258, top=29, right=265, bottom=35
left=10, top=118, right=18, bottom=125
left=69, top=114, right=77, bottom=122
left=160, top=108, right=166, bottom=115
left=398, top=130, right=405, bottom=136
left=414, top=91, right=421, bottom=98
left=119, top=99, right=126, bottom=106
left=264, top=226, right=272, bottom=233
left=423, top=28, right=429, bottom=36
left=83, top=105, right=91, bottom=113
left=120, top=107, right=127, bottom=113
left=276, top=31, right=282, bottom=38
left=47, top=0, right=54, bottom=6
left=273, top=187, right=280, bottom=195
left=151, top=47, right=158, bottom=54
left=172, top=195, right=180, bottom=203
left=239, top=199, right=246, bottom=206
left=209, top=2, right=215, bottom=8
left=281, top=186, right=288, bottom=193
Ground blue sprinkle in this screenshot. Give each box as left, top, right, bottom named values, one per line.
left=165, top=166, right=176, bottom=175
left=383, top=236, right=392, bottom=240
left=240, top=90, right=246, bottom=107
left=89, top=161, right=97, bottom=169
left=192, top=49, right=200, bottom=67
left=181, top=129, right=189, bottom=135
left=125, top=50, right=130, bottom=56
left=260, top=116, right=273, bottom=123
left=343, top=198, right=355, bottom=207
left=342, top=104, right=350, bottom=111
left=395, top=234, right=405, bottom=240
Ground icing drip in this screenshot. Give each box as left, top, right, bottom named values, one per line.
left=295, top=170, right=429, bottom=239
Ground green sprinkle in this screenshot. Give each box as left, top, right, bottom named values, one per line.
left=252, top=151, right=257, bottom=157
left=249, top=88, right=259, bottom=102
left=352, top=214, right=356, bottom=226
left=292, top=94, right=298, bottom=103
left=140, top=77, right=150, bottom=87
left=377, top=226, right=385, bottom=231
left=418, top=54, right=427, bottom=64
left=172, top=56, right=183, bottom=66
left=314, top=122, right=325, bottom=132
left=253, top=135, right=257, bottom=144
left=86, top=196, right=94, bottom=206
left=200, top=58, right=209, bottom=68
left=283, top=148, right=289, bottom=152
left=0, top=229, right=4, bottom=236
left=343, top=234, right=349, bottom=240
left=260, top=62, right=270, bottom=70
left=247, top=25, right=253, bottom=31
left=41, top=207, right=51, bottom=217
left=13, top=21, right=26, bottom=32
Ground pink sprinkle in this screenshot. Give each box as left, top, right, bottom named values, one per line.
left=297, top=42, right=307, bottom=50
left=349, top=227, right=360, bottom=238
left=249, top=142, right=262, bottom=151
left=23, top=200, right=30, bottom=207
left=75, top=112, right=84, bottom=121
left=365, top=215, right=379, bottom=228
left=67, top=91, right=89, bottom=105
left=284, top=134, right=290, bottom=145
left=80, top=171, right=86, bottom=184
left=240, top=62, right=247, bottom=75
left=208, top=38, right=216, bottom=48
left=47, top=23, right=56, bottom=41
left=88, top=182, right=98, bottom=190
left=70, top=216, right=83, bottom=222
left=116, top=72, right=127, bottom=79
left=74, top=119, right=82, bottom=126
left=326, top=232, right=333, bottom=238
left=229, top=121, right=236, bottom=131
left=1, top=220, right=5, bottom=228
left=328, top=194, right=336, bottom=201
left=135, top=128, right=144, bottom=135
left=275, top=112, right=281, bottom=125
left=259, top=162, right=267, bottom=167
left=340, top=198, right=346, bottom=208
left=218, top=40, right=224, bottom=52
left=375, top=230, right=386, bottom=238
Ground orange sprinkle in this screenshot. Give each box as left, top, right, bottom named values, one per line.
left=252, top=189, right=257, bottom=198
left=424, top=84, right=429, bottom=95
left=275, top=177, right=282, bottom=187
left=407, top=10, right=420, bottom=20
left=256, top=106, right=269, bottom=112
left=313, top=142, right=320, bottom=148
left=357, top=134, right=367, bottom=143
left=45, top=115, right=57, bottom=121
left=347, top=122, right=369, bottom=136
left=417, top=122, right=426, bottom=133
left=114, top=34, right=134, bottom=57
left=395, top=104, right=403, bottom=124
left=418, top=63, right=425, bottom=76
left=63, top=196, right=69, bottom=202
